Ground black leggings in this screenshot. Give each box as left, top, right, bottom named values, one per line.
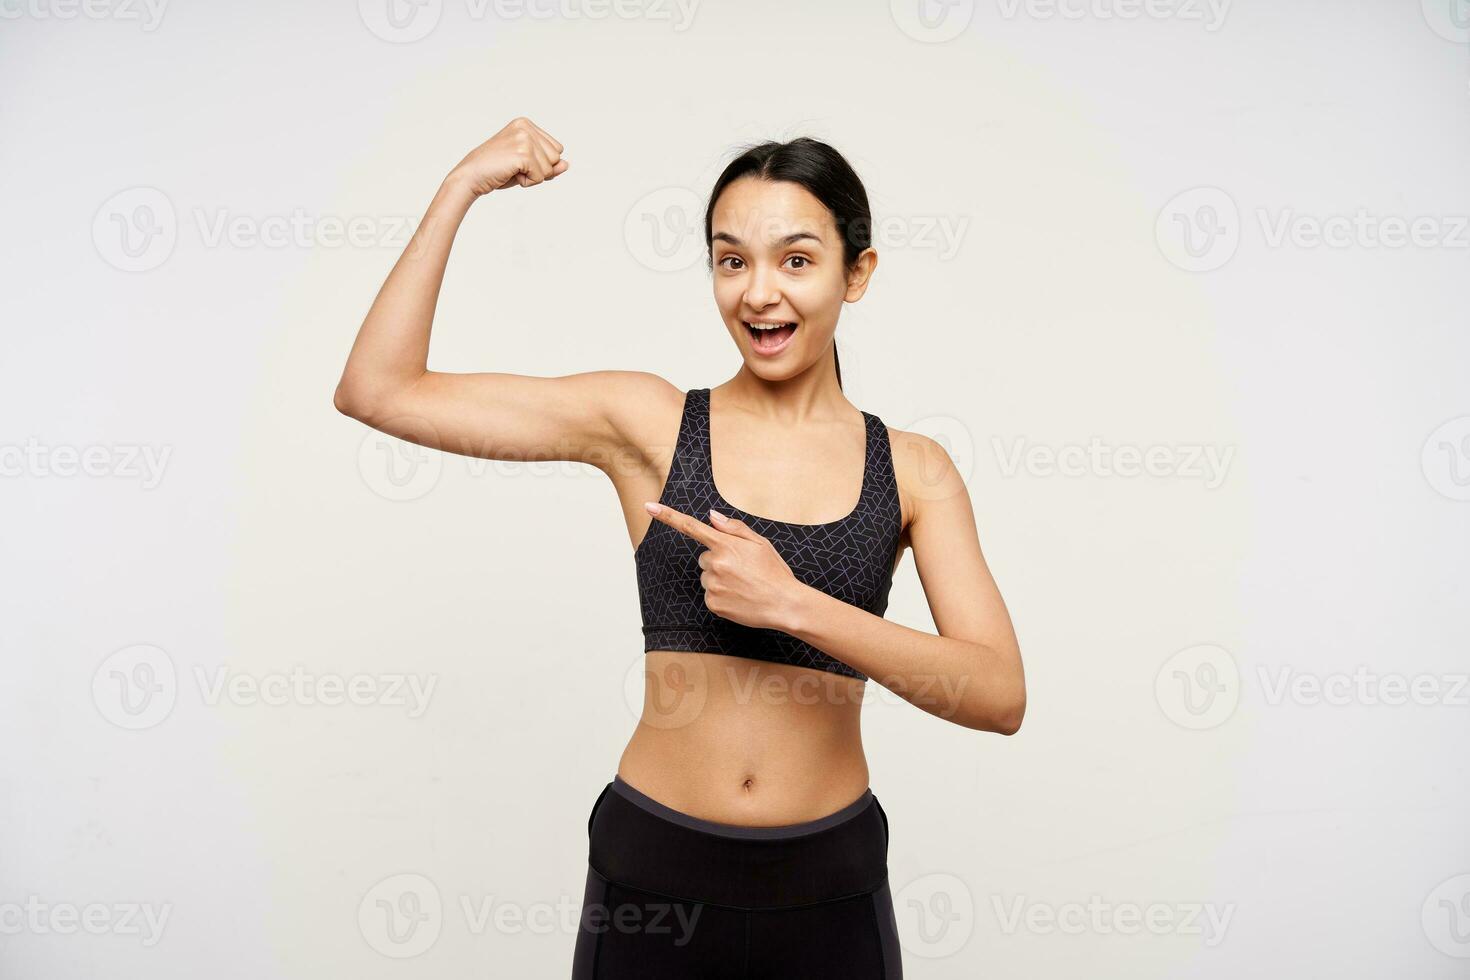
left=571, top=775, right=903, bottom=979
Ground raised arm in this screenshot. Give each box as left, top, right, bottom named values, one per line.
left=333, top=116, right=644, bottom=469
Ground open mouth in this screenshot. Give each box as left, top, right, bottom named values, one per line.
left=743, top=320, right=798, bottom=356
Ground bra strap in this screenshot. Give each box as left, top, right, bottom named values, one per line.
left=862, top=410, right=900, bottom=508
left=683, top=387, right=714, bottom=484
left=668, top=387, right=712, bottom=486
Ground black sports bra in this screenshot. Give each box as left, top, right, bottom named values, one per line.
left=634, top=387, right=903, bottom=681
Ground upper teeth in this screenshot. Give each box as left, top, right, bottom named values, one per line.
left=747, top=321, right=792, bottom=329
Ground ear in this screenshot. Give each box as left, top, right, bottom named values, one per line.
left=843, top=247, right=878, bottom=301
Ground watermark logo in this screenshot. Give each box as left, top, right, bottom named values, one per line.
left=1155, top=187, right=1240, bottom=272
left=356, top=873, right=705, bottom=947
left=890, top=0, right=975, bottom=42
left=893, top=872, right=975, bottom=958
left=93, top=187, right=177, bottom=273
left=1422, top=0, right=1470, bottom=43
left=358, top=419, right=444, bottom=502
left=1423, top=873, right=1470, bottom=957
left=622, top=653, right=709, bottom=730
left=92, top=646, right=438, bottom=729
left=624, top=189, right=973, bottom=272
left=904, top=413, right=978, bottom=492
left=93, top=188, right=419, bottom=271
left=1421, top=416, right=1470, bottom=502
left=92, top=644, right=178, bottom=730
left=360, top=873, right=443, bottom=958
left=359, top=0, right=443, bottom=42
left=1157, top=645, right=1464, bottom=727
left=624, top=187, right=706, bottom=273
left=1159, top=187, right=1470, bottom=271
left=1155, top=643, right=1239, bottom=730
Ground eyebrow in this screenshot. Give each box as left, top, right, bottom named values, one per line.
left=711, top=231, right=823, bottom=248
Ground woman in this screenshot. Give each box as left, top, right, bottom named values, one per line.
left=334, top=116, right=1026, bottom=978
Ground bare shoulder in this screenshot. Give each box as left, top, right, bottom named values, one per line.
left=587, top=371, right=688, bottom=484
left=597, top=371, right=683, bottom=451
left=884, top=424, right=970, bottom=538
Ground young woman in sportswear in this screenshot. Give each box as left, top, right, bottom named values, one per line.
left=333, top=116, right=1026, bottom=979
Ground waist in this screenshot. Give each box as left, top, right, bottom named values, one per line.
left=623, top=650, right=869, bottom=822
left=587, top=774, right=890, bottom=910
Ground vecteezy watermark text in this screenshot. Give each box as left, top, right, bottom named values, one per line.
left=0, top=897, right=172, bottom=947
left=991, top=894, right=1236, bottom=946
left=93, top=187, right=420, bottom=272
left=995, top=0, right=1230, bottom=31
left=1157, top=187, right=1470, bottom=272
left=0, top=439, right=171, bottom=488
left=358, top=0, right=701, bottom=43
left=92, top=645, right=439, bottom=730
left=357, top=873, right=703, bottom=959
left=0, top=0, right=168, bottom=30
left=992, top=436, right=1234, bottom=488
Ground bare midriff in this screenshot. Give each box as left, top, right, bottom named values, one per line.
left=616, top=649, right=871, bottom=826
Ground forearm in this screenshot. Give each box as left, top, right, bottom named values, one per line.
left=779, top=583, right=1025, bottom=733
left=333, top=171, right=479, bottom=416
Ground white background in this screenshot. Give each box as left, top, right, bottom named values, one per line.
left=2, top=1, right=1467, bottom=977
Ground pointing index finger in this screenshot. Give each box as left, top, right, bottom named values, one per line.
left=645, top=502, right=720, bottom=549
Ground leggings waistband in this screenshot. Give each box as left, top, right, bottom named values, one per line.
left=587, top=776, right=890, bottom=911
left=608, top=774, right=877, bottom=840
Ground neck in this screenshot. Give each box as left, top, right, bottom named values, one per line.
left=720, top=355, right=848, bottom=424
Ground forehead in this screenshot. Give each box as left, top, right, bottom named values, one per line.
left=710, top=177, right=836, bottom=247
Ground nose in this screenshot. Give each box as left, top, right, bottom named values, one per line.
left=743, top=263, right=781, bottom=310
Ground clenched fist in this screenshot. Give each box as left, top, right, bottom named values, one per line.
left=450, top=116, right=569, bottom=197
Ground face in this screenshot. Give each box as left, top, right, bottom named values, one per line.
left=709, top=177, right=876, bottom=381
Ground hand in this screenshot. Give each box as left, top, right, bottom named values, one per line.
left=449, top=116, right=569, bottom=198
left=644, top=502, right=805, bottom=632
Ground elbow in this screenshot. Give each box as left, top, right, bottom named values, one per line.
left=332, top=383, right=357, bottom=418
left=992, top=671, right=1026, bottom=735
left=334, top=371, right=420, bottom=424
left=333, top=377, right=387, bottom=423
left=994, top=644, right=1026, bottom=735
left=995, top=694, right=1025, bottom=736
left=955, top=685, right=1025, bottom=736
left=333, top=383, right=369, bottom=422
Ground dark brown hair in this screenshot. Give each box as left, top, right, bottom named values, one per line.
left=704, top=137, right=873, bottom=390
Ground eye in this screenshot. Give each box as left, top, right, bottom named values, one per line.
left=719, top=255, right=745, bottom=271
left=785, top=255, right=810, bottom=270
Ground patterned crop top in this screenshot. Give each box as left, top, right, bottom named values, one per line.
left=633, top=387, right=903, bottom=681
